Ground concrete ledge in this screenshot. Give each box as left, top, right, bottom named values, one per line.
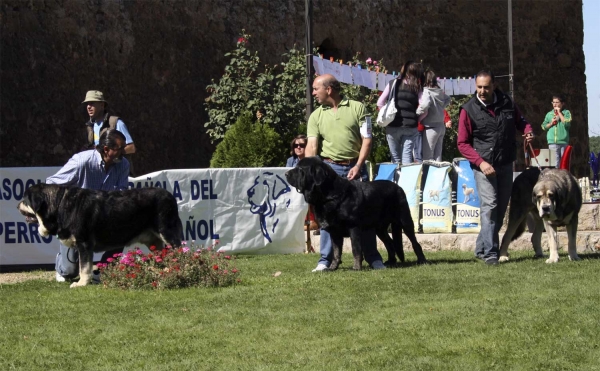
left=567, top=203, right=600, bottom=231
left=503, top=203, right=600, bottom=231
left=304, top=204, right=600, bottom=255
left=307, top=231, right=600, bottom=254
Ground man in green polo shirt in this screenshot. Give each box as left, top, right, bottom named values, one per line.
left=306, top=74, right=386, bottom=271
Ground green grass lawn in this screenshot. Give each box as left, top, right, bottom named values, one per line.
left=1, top=250, right=600, bottom=371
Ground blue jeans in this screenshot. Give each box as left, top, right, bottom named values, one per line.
left=386, top=126, right=420, bottom=164
left=549, top=144, right=567, bottom=168
left=318, top=161, right=383, bottom=267
left=473, top=163, right=513, bottom=261
left=56, top=243, right=123, bottom=278
left=55, top=243, right=79, bottom=278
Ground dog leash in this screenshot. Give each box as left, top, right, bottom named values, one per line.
left=524, top=140, right=542, bottom=171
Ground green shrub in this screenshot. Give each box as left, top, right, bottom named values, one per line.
left=210, top=112, right=284, bottom=168
left=204, top=33, right=391, bottom=165
left=204, top=31, right=270, bottom=142
left=204, top=34, right=478, bottom=165
left=443, top=95, right=472, bottom=161
left=589, top=136, right=600, bottom=155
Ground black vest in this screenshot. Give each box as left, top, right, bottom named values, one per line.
left=461, top=90, right=517, bottom=167
left=387, top=81, right=419, bottom=128
left=85, top=112, right=120, bottom=147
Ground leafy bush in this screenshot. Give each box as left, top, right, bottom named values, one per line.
left=210, top=111, right=283, bottom=168
left=589, top=136, right=600, bottom=156
left=205, top=30, right=475, bottom=165
left=266, top=48, right=308, bottom=142
left=98, top=242, right=240, bottom=290
left=204, top=32, right=271, bottom=142
left=204, top=32, right=392, bottom=165
left=443, top=95, right=472, bottom=161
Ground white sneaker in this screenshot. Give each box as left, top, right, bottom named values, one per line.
left=371, top=260, right=386, bottom=270
left=311, top=263, right=329, bottom=272
left=55, top=272, right=66, bottom=282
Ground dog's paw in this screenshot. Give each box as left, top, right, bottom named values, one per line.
left=69, top=281, right=88, bottom=288
left=568, top=255, right=581, bottom=261
left=416, top=259, right=429, bottom=265
left=498, top=256, right=510, bottom=262
left=545, top=257, right=559, bottom=264
left=329, top=262, right=339, bottom=271
left=352, top=263, right=362, bottom=271
left=383, top=260, right=398, bottom=268
left=534, top=254, right=545, bottom=259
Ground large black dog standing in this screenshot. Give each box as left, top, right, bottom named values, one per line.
left=285, top=157, right=427, bottom=270
left=17, top=184, right=183, bottom=288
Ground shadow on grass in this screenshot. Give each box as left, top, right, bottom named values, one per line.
left=495, top=251, right=600, bottom=263
left=329, top=257, right=479, bottom=271
left=415, top=258, right=478, bottom=266
left=497, top=255, right=546, bottom=263
left=579, top=252, right=600, bottom=260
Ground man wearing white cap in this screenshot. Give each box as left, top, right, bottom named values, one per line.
left=82, top=90, right=136, bottom=157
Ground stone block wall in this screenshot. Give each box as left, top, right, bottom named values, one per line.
left=314, top=203, right=600, bottom=255
left=1, top=0, right=587, bottom=175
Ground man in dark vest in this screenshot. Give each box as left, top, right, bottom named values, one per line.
left=457, top=70, right=534, bottom=265
left=83, top=90, right=136, bottom=173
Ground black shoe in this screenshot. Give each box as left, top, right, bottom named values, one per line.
left=485, top=258, right=499, bottom=266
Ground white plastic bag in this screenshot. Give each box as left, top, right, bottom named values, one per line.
left=376, top=79, right=397, bottom=127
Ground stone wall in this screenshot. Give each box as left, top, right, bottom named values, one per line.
left=1, top=0, right=587, bottom=175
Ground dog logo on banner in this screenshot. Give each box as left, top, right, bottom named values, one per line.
left=247, top=172, right=291, bottom=242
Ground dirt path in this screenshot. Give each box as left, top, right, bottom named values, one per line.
left=0, top=271, right=54, bottom=285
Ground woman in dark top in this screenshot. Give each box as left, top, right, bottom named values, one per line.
left=381, top=61, right=425, bottom=165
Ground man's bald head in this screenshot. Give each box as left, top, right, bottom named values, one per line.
left=315, top=74, right=341, bottom=93
left=312, top=74, right=341, bottom=106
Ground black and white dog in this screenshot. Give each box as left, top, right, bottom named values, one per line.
left=17, top=184, right=183, bottom=287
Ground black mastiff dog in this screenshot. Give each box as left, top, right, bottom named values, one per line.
left=285, top=157, right=427, bottom=270
left=17, top=184, right=183, bottom=287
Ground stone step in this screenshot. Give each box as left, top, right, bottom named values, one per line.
left=304, top=203, right=600, bottom=255
left=306, top=231, right=600, bottom=254
left=507, top=203, right=600, bottom=232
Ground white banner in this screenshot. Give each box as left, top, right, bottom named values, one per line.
left=0, top=167, right=308, bottom=266
left=313, top=58, right=477, bottom=95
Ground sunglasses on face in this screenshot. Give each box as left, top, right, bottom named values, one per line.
left=294, top=143, right=306, bottom=149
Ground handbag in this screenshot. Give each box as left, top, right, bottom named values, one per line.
left=376, top=79, right=398, bottom=127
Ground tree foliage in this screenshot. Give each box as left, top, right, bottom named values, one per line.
left=204, top=30, right=469, bottom=167
left=267, top=48, right=308, bottom=141
left=443, top=95, right=472, bottom=161
left=204, top=31, right=272, bottom=141
left=589, top=136, right=600, bottom=156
